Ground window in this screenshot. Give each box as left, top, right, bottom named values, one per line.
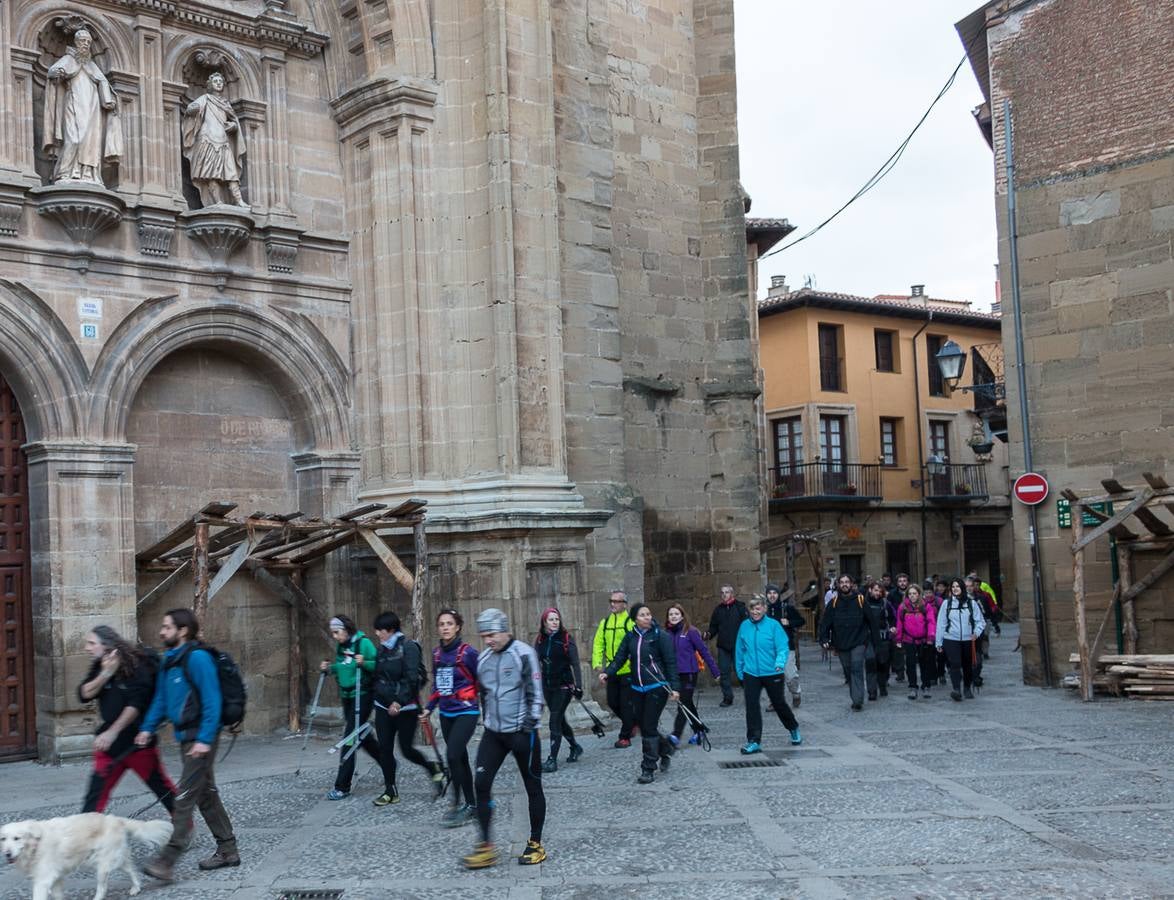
left=818, top=323, right=843, bottom=391
left=874, top=330, right=896, bottom=373
left=929, top=420, right=950, bottom=461
left=819, top=415, right=846, bottom=470
left=774, top=417, right=803, bottom=471
left=880, top=418, right=900, bottom=466
left=926, top=334, right=946, bottom=397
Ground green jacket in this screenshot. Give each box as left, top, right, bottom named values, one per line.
left=330, top=631, right=377, bottom=699
left=592, top=611, right=634, bottom=675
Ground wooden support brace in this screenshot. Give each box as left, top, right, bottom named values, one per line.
left=137, top=560, right=191, bottom=608
left=1072, top=488, right=1154, bottom=553
left=1120, top=545, right=1174, bottom=604
left=1071, top=508, right=1093, bottom=701
left=1133, top=506, right=1173, bottom=537
left=249, top=565, right=332, bottom=641
left=360, top=528, right=415, bottom=593
left=284, top=529, right=358, bottom=564
left=410, top=520, right=428, bottom=639
left=206, top=534, right=260, bottom=603
left=136, top=518, right=196, bottom=564
left=193, top=522, right=210, bottom=620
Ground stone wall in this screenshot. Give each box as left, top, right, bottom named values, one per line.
left=983, top=0, right=1174, bottom=682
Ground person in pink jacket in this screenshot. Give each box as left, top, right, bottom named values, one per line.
left=895, top=585, right=937, bottom=700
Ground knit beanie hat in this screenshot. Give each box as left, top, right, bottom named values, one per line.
left=476, top=607, right=510, bottom=634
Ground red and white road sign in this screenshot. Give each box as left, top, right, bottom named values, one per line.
left=1013, top=472, right=1050, bottom=506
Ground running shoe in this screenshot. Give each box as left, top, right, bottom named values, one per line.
left=791, top=693, right=801, bottom=708
left=325, top=789, right=349, bottom=801
left=921, top=688, right=932, bottom=699
left=740, top=741, right=761, bottom=755
left=719, top=698, right=734, bottom=707
left=667, top=734, right=680, bottom=748
left=789, top=729, right=802, bottom=746
left=950, top=690, right=962, bottom=702
left=614, top=738, right=631, bottom=748
left=636, top=771, right=655, bottom=784
left=541, top=756, right=558, bottom=774
left=462, top=842, right=499, bottom=870
left=567, top=744, right=583, bottom=763
left=372, top=789, right=399, bottom=807
left=659, top=754, right=671, bottom=773
left=518, top=840, right=546, bottom=865
left=687, top=733, right=700, bottom=746
left=441, top=806, right=462, bottom=827
left=908, top=690, right=918, bottom=700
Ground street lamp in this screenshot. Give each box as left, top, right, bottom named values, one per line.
left=935, top=340, right=967, bottom=389
left=926, top=453, right=947, bottom=476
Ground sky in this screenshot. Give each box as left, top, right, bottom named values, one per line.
left=735, top=0, right=998, bottom=310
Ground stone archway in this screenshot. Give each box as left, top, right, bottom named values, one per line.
left=0, top=372, right=35, bottom=759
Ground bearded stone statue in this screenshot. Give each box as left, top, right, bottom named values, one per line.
left=42, top=29, right=123, bottom=186
left=182, top=72, right=248, bottom=208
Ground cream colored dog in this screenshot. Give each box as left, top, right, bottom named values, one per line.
left=0, top=813, right=172, bottom=900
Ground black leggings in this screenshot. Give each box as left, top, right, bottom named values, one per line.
left=942, top=639, right=976, bottom=692
left=334, top=694, right=380, bottom=792
left=672, top=672, right=702, bottom=737
left=742, top=674, right=798, bottom=743
left=544, top=687, right=578, bottom=757
left=474, top=728, right=546, bottom=844
left=439, top=714, right=477, bottom=807
left=374, top=706, right=433, bottom=793
left=606, top=673, right=635, bottom=739
left=631, top=687, right=671, bottom=774
left=903, top=643, right=936, bottom=689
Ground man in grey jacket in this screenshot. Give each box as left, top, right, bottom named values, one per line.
left=462, top=608, right=547, bottom=870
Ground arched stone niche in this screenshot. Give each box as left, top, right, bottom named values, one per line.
left=29, top=13, right=124, bottom=190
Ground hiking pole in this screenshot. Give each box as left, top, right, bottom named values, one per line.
left=330, top=652, right=374, bottom=761
left=295, top=671, right=326, bottom=777
left=674, top=701, right=712, bottom=752
left=575, top=697, right=607, bottom=738
left=419, top=714, right=450, bottom=801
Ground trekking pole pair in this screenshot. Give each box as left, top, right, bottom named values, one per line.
left=329, top=652, right=374, bottom=763
left=419, top=714, right=451, bottom=801
left=294, top=670, right=327, bottom=777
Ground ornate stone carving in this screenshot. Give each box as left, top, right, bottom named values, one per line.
left=42, top=27, right=123, bottom=188
left=182, top=72, right=248, bottom=209
left=0, top=185, right=24, bottom=237
left=30, top=182, right=124, bottom=272
left=135, top=207, right=177, bottom=257
left=181, top=207, right=254, bottom=289
left=260, top=224, right=302, bottom=274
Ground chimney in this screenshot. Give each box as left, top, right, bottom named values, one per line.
left=769, top=274, right=789, bottom=297
left=910, top=284, right=925, bottom=298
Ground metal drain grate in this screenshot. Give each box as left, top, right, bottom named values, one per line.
left=718, top=758, right=783, bottom=769
left=766, top=748, right=830, bottom=760
left=277, top=891, right=344, bottom=900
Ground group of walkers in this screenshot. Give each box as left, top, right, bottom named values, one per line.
left=72, top=571, right=999, bottom=882
left=818, top=571, right=1000, bottom=707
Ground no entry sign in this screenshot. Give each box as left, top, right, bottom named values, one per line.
left=1013, top=472, right=1050, bottom=506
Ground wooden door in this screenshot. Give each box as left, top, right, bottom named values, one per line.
left=0, top=374, right=35, bottom=758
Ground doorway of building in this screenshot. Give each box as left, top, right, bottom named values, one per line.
left=838, top=554, right=863, bottom=585
left=885, top=540, right=916, bottom=580
left=0, top=374, right=35, bottom=758
left=963, top=524, right=1004, bottom=607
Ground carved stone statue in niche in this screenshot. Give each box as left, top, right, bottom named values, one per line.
left=182, top=72, right=248, bottom=208
left=42, top=28, right=123, bottom=186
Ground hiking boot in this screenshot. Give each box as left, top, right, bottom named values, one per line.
left=719, top=698, right=734, bottom=707
left=963, top=688, right=974, bottom=700
left=688, top=733, right=701, bottom=746
left=791, top=693, right=801, bottom=708
left=541, top=756, right=558, bottom=774
left=441, top=806, right=463, bottom=827
left=326, top=788, right=349, bottom=800
left=518, top=840, right=546, bottom=865
left=790, top=728, right=802, bottom=746
left=614, top=737, right=631, bottom=749
left=637, top=770, right=655, bottom=784
left=142, top=856, right=175, bottom=883
left=740, top=741, right=762, bottom=755
left=198, top=850, right=241, bottom=871
left=879, top=685, right=888, bottom=697
left=851, top=703, right=863, bottom=711
left=921, top=688, right=932, bottom=699
left=373, top=788, right=400, bottom=807
left=868, top=692, right=877, bottom=702
left=462, top=841, right=499, bottom=870
left=908, top=690, right=918, bottom=700
left=667, top=733, right=680, bottom=748
left=659, top=754, right=671, bottom=773
left=567, top=743, right=583, bottom=763
left=950, top=690, right=962, bottom=702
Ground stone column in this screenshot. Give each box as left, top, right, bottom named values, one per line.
left=134, top=14, right=170, bottom=204
left=161, top=81, right=188, bottom=200
left=292, top=451, right=360, bottom=617
left=237, top=99, right=269, bottom=214
left=261, top=47, right=293, bottom=217
left=24, top=442, right=137, bottom=762
left=7, top=47, right=40, bottom=178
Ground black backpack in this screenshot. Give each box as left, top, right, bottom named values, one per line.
left=180, top=643, right=247, bottom=731
left=375, top=638, right=428, bottom=705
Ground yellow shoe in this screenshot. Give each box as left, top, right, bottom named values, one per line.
left=462, top=841, right=499, bottom=870
left=518, top=839, right=546, bottom=865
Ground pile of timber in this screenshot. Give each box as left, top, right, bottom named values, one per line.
left=1065, top=653, right=1174, bottom=699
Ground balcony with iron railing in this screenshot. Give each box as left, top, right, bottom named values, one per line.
left=923, top=463, right=989, bottom=503
left=770, top=462, right=882, bottom=506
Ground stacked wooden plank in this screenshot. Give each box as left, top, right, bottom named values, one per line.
left=1066, top=654, right=1174, bottom=699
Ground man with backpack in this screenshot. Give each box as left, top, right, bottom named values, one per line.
left=705, top=584, right=748, bottom=706
left=818, top=574, right=873, bottom=711
left=592, top=590, right=636, bottom=746
left=136, top=608, right=240, bottom=883
left=370, top=611, right=444, bottom=806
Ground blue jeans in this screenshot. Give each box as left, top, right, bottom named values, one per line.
left=717, top=648, right=735, bottom=702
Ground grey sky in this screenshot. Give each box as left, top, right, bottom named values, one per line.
left=735, top=0, right=997, bottom=309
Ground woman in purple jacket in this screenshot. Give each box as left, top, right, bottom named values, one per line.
left=665, top=603, right=720, bottom=747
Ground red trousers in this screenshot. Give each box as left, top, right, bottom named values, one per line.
left=82, top=744, right=176, bottom=813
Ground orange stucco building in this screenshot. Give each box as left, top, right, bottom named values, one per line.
left=757, top=279, right=1014, bottom=607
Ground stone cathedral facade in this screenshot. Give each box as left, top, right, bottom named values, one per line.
left=0, top=0, right=760, bottom=761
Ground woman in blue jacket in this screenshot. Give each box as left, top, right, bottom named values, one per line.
left=735, top=596, right=801, bottom=754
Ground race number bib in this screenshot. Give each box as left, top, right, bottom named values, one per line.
left=435, top=666, right=455, bottom=695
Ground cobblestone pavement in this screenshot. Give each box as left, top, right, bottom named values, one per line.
left=2, top=624, right=1172, bottom=899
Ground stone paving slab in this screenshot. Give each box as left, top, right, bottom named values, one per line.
left=2, top=624, right=1173, bottom=899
